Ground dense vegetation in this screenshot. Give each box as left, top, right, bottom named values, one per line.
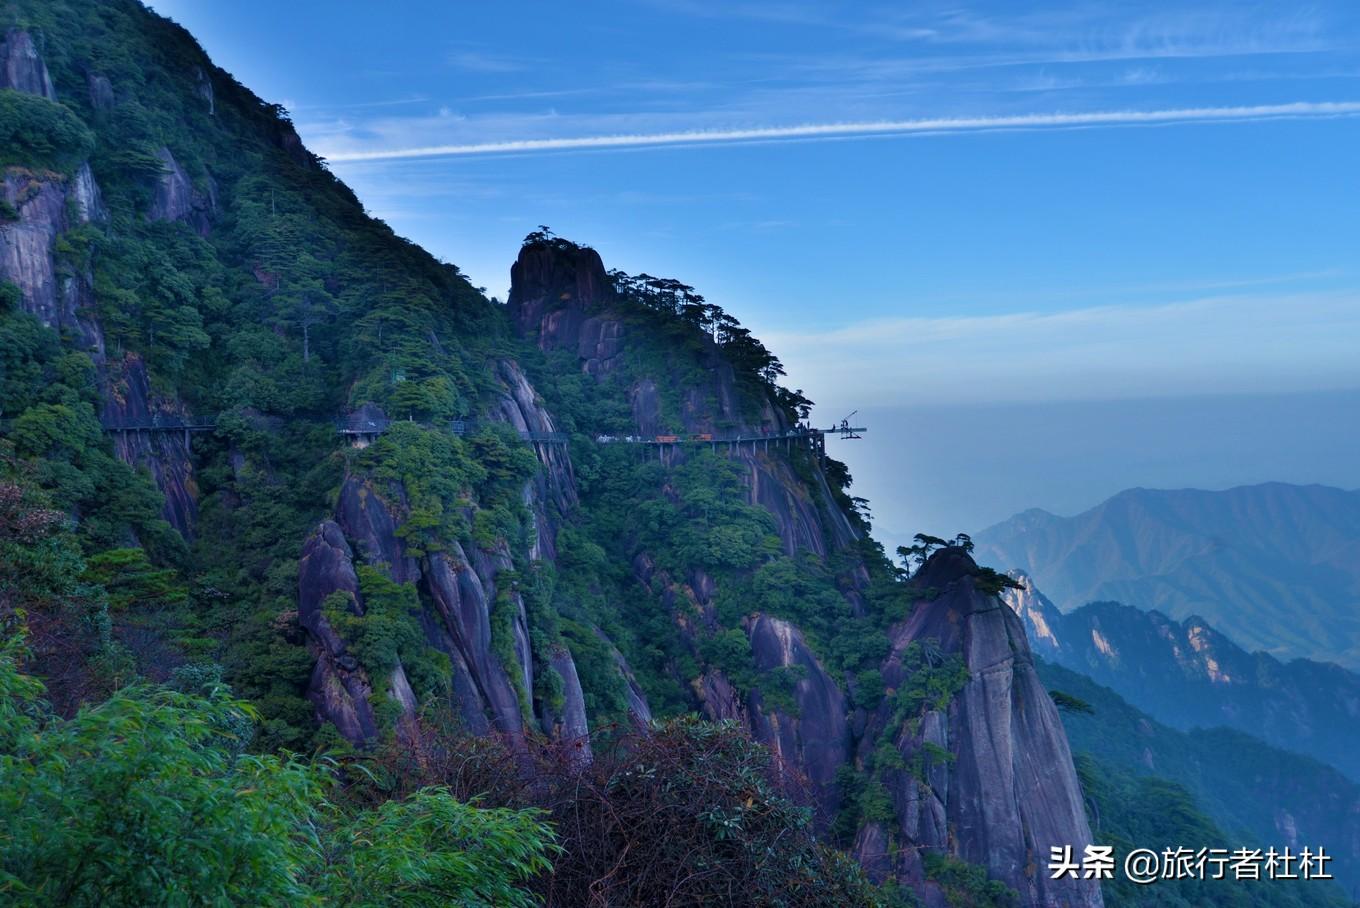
left=0, top=648, right=556, bottom=906
left=350, top=710, right=910, bottom=907
left=1076, top=755, right=1352, bottom=908
left=1041, top=661, right=1357, bottom=904
left=0, top=470, right=555, bottom=906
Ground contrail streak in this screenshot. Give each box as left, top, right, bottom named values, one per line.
left=320, top=101, right=1360, bottom=162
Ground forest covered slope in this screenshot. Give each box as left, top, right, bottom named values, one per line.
left=1039, top=660, right=1359, bottom=900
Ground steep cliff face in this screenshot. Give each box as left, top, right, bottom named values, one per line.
left=491, top=358, right=577, bottom=561
left=297, top=519, right=379, bottom=742
left=1, top=162, right=104, bottom=349
left=0, top=32, right=200, bottom=538
left=100, top=354, right=198, bottom=537
left=509, top=241, right=783, bottom=436
left=296, top=354, right=606, bottom=747
left=1004, top=575, right=1360, bottom=782
left=857, top=549, right=1102, bottom=907
left=1002, top=571, right=1065, bottom=661
left=507, top=239, right=863, bottom=809
left=746, top=614, right=851, bottom=814
left=147, top=146, right=214, bottom=235
left=504, top=241, right=1101, bottom=904
left=507, top=239, right=857, bottom=566
left=1, top=27, right=57, bottom=99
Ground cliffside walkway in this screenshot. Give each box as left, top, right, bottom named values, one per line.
left=596, top=422, right=866, bottom=457
left=83, top=413, right=862, bottom=456
left=80, top=414, right=567, bottom=446
left=95, top=415, right=218, bottom=449
left=335, top=415, right=568, bottom=445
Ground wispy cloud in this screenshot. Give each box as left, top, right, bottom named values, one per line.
left=319, top=101, right=1360, bottom=161
left=762, top=291, right=1360, bottom=407
left=447, top=50, right=531, bottom=74
left=289, top=95, right=429, bottom=113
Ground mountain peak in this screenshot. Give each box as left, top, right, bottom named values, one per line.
left=507, top=235, right=612, bottom=327
left=913, top=545, right=980, bottom=589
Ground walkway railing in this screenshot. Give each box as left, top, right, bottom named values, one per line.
left=594, top=425, right=866, bottom=446
left=99, top=416, right=218, bottom=432
left=70, top=412, right=845, bottom=452
left=335, top=416, right=567, bottom=445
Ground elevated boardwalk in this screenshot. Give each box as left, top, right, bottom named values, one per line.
left=336, top=416, right=568, bottom=445
left=100, top=416, right=218, bottom=432
left=75, top=412, right=858, bottom=457
left=596, top=422, right=866, bottom=458
left=95, top=415, right=218, bottom=449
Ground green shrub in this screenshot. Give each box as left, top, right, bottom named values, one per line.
left=0, top=90, right=95, bottom=171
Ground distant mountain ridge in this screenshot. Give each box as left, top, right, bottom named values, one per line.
left=1003, top=574, right=1360, bottom=781
left=976, top=482, right=1360, bottom=668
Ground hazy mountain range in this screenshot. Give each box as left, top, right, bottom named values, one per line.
left=1004, top=575, right=1360, bottom=781
left=977, top=482, right=1360, bottom=668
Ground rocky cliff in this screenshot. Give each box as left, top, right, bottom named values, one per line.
left=507, top=238, right=860, bottom=786
left=506, top=240, right=1101, bottom=903
left=2, top=27, right=57, bottom=99
left=298, top=365, right=600, bottom=746
left=0, top=29, right=200, bottom=537
left=857, top=549, right=1102, bottom=908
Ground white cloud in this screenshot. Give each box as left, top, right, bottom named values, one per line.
left=760, top=291, right=1360, bottom=407
left=317, top=101, right=1360, bottom=161
left=447, top=50, right=530, bottom=74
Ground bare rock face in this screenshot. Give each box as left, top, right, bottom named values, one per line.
left=1, top=170, right=66, bottom=324
left=1, top=165, right=105, bottom=346
left=192, top=65, right=214, bottom=114
left=1, top=29, right=56, bottom=99
left=100, top=354, right=199, bottom=537
left=999, top=571, right=1065, bottom=661
left=508, top=240, right=613, bottom=341
left=597, top=628, right=654, bottom=726
left=863, top=548, right=1103, bottom=908
left=538, top=647, right=593, bottom=767
left=421, top=546, right=524, bottom=735
left=306, top=456, right=626, bottom=750
left=86, top=71, right=114, bottom=112
left=335, top=472, right=421, bottom=584
left=492, top=359, right=576, bottom=560
left=147, top=147, right=213, bottom=235
left=749, top=456, right=848, bottom=557
left=297, top=520, right=379, bottom=742
left=70, top=162, right=106, bottom=224
left=745, top=614, right=850, bottom=821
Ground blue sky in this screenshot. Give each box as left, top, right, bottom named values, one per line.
left=150, top=1, right=1360, bottom=540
